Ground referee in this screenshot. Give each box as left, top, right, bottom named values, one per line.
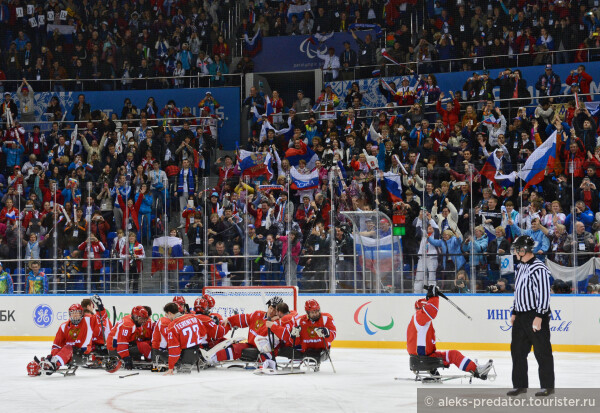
left=507, top=235, right=555, bottom=397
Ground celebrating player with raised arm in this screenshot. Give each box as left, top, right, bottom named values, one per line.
left=407, top=285, right=493, bottom=379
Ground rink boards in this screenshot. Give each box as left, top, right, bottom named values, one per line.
left=0, top=294, right=598, bottom=352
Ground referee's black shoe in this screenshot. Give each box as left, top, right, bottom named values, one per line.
left=535, top=388, right=555, bottom=397
left=507, top=388, right=527, bottom=396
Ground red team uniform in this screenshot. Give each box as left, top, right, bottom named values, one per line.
left=166, top=314, right=207, bottom=369
left=407, top=292, right=492, bottom=378
left=108, top=314, right=152, bottom=361
left=51, top=305, right=98, bottom=367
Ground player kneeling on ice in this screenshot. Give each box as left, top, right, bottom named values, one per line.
left=407, top=285, right=493, bottom=382
left=106, top=306, right=152, bottom=372
left=27, top=304, right=98, bottom=376
left=163, top=302, right=208, bottom=375
left=273, top=299, right=336, bottom=371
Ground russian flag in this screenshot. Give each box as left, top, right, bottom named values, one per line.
left=480, top=150, right=505, bottom=196
left=290, top=166, right=319, bottom=190
left=212, top=263, right=230, bottom=286
left=243, top=28, right=262, bottom=57
left=151, top=236, right=184, bottom=273
left=383, top=172, right=403, bottom=202
left=285, top=141, right=318, bottom=170
left=372, top=69, right=381, bottom=77
left=238, top=149, right=273, bottom=181
left=518, top=131, right=557, bottom=190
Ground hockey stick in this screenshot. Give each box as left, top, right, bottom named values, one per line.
left=434, top=286, right=472, bottom=321
left=322, top=337, right=336, bottom=374
left=119, top=372, right=139, bottom=378
left=291, top=335, right=296, bottom=374
left=112, top=305, right=117, bottom=327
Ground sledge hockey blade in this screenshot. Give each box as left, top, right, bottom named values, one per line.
left=119, top=372, right=140, bottom=378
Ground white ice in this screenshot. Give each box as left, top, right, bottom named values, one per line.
left=1, top=342, right=598, bottom=413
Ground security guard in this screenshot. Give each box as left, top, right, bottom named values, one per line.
left=507, top=236, right=555, bottom=397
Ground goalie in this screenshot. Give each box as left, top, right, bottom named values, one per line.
left=407, top=285, right=493, bottom=380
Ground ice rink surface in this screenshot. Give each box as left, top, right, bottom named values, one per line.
left=1, top=342, right=599, bottom=413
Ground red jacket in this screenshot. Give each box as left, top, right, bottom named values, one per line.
left=436, top=98, right=460, bottom=130
left=566, top=71, right=593, bottom=102
left=117, top=193, right=144, bottom=232
left=78, top=240, right=106, bottom=270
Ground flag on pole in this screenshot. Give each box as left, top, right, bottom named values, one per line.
left=285, top=141, right=319, bottom=170
left=518, top=131, right=557, bottom=189
left=381, top=48, right=401, bottom=65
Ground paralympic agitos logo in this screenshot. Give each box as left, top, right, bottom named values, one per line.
left=353, top=302, right=394, bottom=335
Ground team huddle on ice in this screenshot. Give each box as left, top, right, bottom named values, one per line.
left=27, top=294, right=337, bottom=376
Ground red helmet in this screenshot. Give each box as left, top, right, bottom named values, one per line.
left=173, top=296, right=186, bottom=305
left=202, top=294, right=215, bottom=309
left=194, top=297, right=210, bottom=314
left=69, top=303, right=83, bottom=325
left=414, top=299, right=427, bottom=311
left=131, top=306, right=149, bottom=319
left=175, top=302, right=184, bottom=314
left=304, top=299, right=320, bottom=313
left=27, top=361, right=41, bottom=377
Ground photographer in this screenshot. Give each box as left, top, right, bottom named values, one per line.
left=487, top=277, right=511, bottom=294
left=451, top=269, right=471, bottom=294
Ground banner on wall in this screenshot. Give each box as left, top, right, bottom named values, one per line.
left=1, top=295, right=598, bottom=352
left=253, top=30, right=376, bottom=72
left=326, top=61, right=600, bottom=112
left=9, top=87, right=241, bottom=150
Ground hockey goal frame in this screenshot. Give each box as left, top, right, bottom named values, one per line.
left=202, top=286, right=299, bottom=312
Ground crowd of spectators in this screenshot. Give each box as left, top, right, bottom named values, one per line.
left=4, top=1, right=600, bottom=295
left=0, top=0, right=242, bottom=92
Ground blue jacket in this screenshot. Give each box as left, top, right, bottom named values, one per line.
left=464, top=234, right=489, bottom=267
left=428, top=236, right=466, bottom=271
left=565, top=207, right=595, bottom=233
left=3, top=142, right=24, bottom=167
left=136, top=193, right=153, bottom=215
left=510, top=224, right=550, bottom=255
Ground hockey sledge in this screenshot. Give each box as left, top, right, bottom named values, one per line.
left=35, top=356, right=79, bottom=377
left=397, top=355, right=496, bottom=384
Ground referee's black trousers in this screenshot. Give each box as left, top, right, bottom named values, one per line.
left=511, top=311, right=555, bottom=389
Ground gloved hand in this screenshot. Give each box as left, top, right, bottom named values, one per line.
left=92, top=294, right=104, bottom=312
left=316, top=327, right=330, bottom=338
left=426, top=285, right=436, bottom=300
left=211, top=315, right=220, bottom=324
left=291, top=326, right=301, bottom=338
left=123, top=356, right=133, bottom=370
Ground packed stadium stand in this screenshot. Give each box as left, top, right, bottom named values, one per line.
left=1, top=0, right=600, bottom=296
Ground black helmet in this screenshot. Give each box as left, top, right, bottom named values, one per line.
left=267, top=296, right=283, bottom=308
left=512, top=235, right=535, bottom=254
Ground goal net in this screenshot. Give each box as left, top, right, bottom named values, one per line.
left=203, top=286, right=299, bottom=319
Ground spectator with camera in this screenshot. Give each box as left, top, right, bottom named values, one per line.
left=487, top=277, right=511, bottom=294
left=451, top=269, right=471, bottom=294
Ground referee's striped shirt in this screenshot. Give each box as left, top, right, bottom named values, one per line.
left=512, top=257, right=551, bottom=317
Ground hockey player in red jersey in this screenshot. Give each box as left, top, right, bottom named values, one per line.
left=194, top=294, right=222, bottom=322
left=203, top=297, right=280, bottom=364
left=269, top=299, right=336, bottom=370
left=107, top=306, right=151, bottom=371
left=193, top=297, right=228, bottom=348
left=163, top=302, right=207, bottom=375
left=172, top=296, right=190, bottom=313
left=81, top=295, right=112, bottom=348
left=28, top=304, right=99, bottom=375
left=407, top=285, right=493, bottom=379
left=151, top=308, right=174, bottom=372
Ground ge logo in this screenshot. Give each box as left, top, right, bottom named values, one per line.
left=33, top=304, right=53, bottom=328
left=501, top=259, right=510, bottom=269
